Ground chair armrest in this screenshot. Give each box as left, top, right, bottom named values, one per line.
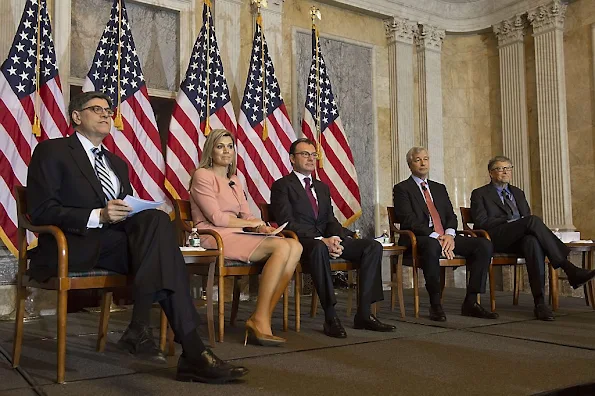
left=280, top=230, right=299, bottom=240
left=18, top=214, right=69, bottom=278
left=392, top=229, right=417, bottom=257
left=195, top=229, right=224, bottom=250
left=469, top=229, right=491, bottom=240
left=457, top=230, right=477, bottom=238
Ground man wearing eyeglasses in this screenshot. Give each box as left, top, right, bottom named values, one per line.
left=470, top=155, right=595, bottom=320
left=270, top=138, right=396, bottom=338
left=26, top=91, right=247, bottom=383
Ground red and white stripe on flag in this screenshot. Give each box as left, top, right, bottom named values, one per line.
left=236, top=16, right=296, bottom=216
left=83, top=0, right=169, bottom=209
left=0, top=0, right=68, bottom=255
left=165, top=1, right=236, bottom=200
left=302, top=28, right=361, bottom=226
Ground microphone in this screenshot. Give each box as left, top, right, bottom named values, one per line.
left=309, top=183, right=315, bottom=190
left=421, top=184, right=427, bottom=191
left=229, top=180, right=235, bottom=187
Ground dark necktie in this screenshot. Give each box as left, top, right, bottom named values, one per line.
left=502, top=189, right=520, bottom=220
left=92, top=147, right=117, bottom=203
left=304, top=177, right=319, bottom=218
left=421, top=182, right=444, bottom=235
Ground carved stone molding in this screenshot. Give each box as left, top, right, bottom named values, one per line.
left=527, top=0, right=567, bottom=35
left=415, top=24, right=445, bottom=53
left=493, top=14, right=525, bottom=47
left=385, top=16, right=416, bottom=45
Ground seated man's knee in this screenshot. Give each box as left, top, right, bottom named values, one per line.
left=422, top=238, right=442, bottom=258
left=521, top=235, right=540, bottom=248
left=476, top=237, right=493, bottom=256
left=309, top=240, right=330, bottom=257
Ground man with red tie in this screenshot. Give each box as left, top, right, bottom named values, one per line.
left=270, top=138, right=395, bottom=338
left=393, top=147, right=497, bottom=321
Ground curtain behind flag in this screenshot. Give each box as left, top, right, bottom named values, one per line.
left=236, top=14, right=297, bottom=215
left=302, top=28, right=361, bottom=226
left=165, top=0, right=237, bottom=200
left=0, top=0, right=68, bottom=255
left=82, top=0, right=169, bottom=208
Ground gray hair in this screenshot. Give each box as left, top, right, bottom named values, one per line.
left=406, top=146, right=428, bottom=165
left=487, top=155, right=512, bottom=171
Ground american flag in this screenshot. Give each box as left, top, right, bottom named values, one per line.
left=82, top=0, right=169, bottom=207
left=165, top=1, right=236, bottom=200
left=302, top=28, right=361, bottom=225
left=0, top=0, right=68, bottom=255
left=236, top=15, right=297, bottom=215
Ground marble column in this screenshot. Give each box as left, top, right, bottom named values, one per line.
left=415, top=24, right=445, bottom=183
left=528, top=0, right=574, bottom=230
left=213, top=0, right=243, bottom=109
left=493, top=15, right=531, bottom=201
left=385, top=16, right=416, bottom=185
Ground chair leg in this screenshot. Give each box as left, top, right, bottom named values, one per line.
left=513, top=265, right=520, bottom=306
left=346, top=270, right=354, bottom=317
left=159, top=309, right=167, bottom=353
left=550, top=265, right=559, bottom=311
left=218, top=275, right=225, bottom=342
left=206, top=263, right=216, bottom=347
left=413, top=266, right=420, bottom=318
left=283, top=286, right=289, bottom=332
left=57, top=290, right=68, bottom=384
left=12, top=283, right=26, bottom=368
left=489, top=264, right=496, bottom=313
left=167, top=325, right=175, bottom=356
left=310, top=288, right=318, bottom=318
left=390, top=258, right=396, bottom=312
left=96, top=291, right=113, bottom=352
left=440, top=267, right=446, bottom=304
left=295, top=273, right=301, bottom=332
left=230, top=277, right=241, bottom=327
left=397, top=255, right=405, bottom=319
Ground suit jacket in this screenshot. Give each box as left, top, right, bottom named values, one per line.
left=470, top=183, right=530, bottom=231
left=26, top=133, right=132, bottom=276
left=270, top=172, right=353, bottom=240
left=392, top=177, right=458, bottom=241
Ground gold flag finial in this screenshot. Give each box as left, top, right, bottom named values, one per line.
left=205, top=0, right=212, bottom=7
left=310, top=6, right=321, bottom=26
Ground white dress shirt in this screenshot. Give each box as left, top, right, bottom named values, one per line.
left=293, top=171, right=318, bottom=202
left=410, top=175, right=455, bottom=239
left=76, top=132, right=121, bottom=228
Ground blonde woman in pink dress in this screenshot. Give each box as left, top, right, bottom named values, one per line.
left=189, top=129, right=302, bottom=346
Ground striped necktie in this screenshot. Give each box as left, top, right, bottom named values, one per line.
left=91, top=147, right=117, bottom=203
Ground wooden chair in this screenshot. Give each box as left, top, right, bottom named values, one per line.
left=459, top=207, right=559, bottom=311
left=258, top=203, right=360, bottom=332
left=11, top=186, right=166, bottom=384
left=173, top=199, right=289, bottom=343
left=387, top=206, right=478, bottom=318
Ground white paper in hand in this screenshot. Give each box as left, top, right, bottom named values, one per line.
left=123, top=195, right=165, bottom=216
left=235, top=222, right=289, bottom=236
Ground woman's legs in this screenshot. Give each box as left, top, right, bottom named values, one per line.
left=268, top=239, right=302, bottom=318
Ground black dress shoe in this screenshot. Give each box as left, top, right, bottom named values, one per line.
left=566, top=266, right=595, bottom=289
left=117, top=323, right=166, bottom=363
left=461, top=301, right=499, bottom=319
left=354, top=314, right=396, bottom=332
left=323, top=316, right=347, bottom=338
left=534, top=303, right=555, bottom=321
left=429, top=305, right=447, bottom=322
left=176, top=350, right=248, bottom=384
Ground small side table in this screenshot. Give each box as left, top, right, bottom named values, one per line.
left=552, top=242, right=595, bottom=310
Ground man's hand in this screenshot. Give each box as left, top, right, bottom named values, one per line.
left=99, top=200, right=132, bottom=224
left=438, top=234, right=455, bottom=259
left=322, top=236, right=343, bottom=258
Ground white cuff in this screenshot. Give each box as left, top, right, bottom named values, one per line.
left=429, top=232, right=439, bottom=239
left=87, top=208, right=103, bottom=229
left=445, top=228, right=456, bottom=237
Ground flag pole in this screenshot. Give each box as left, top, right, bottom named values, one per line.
left=113, top=0, right=124, bottom=130
left=310, top=6, right=323, bottom=168
left=204, top=0, right=213, bottom=136
left=256, top=3, right=268, bottom=141
left=31, top=1, right=43, bottom=137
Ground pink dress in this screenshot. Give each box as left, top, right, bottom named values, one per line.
left=189, top=168, right=269, bottom=262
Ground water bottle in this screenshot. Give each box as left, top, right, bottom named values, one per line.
left=354, top=229, right=361, bottom=239
left=188, top=227, right=201, bottom=248
left=382, top=229, right=390, bottom=244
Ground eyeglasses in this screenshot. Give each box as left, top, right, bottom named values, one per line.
left=80, top=105, right=114, bottom=116
left=295, top=151, right=319, bottom=159
left=491, top=166, right=514, bottom=172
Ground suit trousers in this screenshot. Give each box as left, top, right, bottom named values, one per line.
left=299, top=237, right=384, bottom=313
left=96, top=209, right=199, bottom=342
left=488, top=215, right=570, bottom=298
left=415, top=235, right=492, bottom=297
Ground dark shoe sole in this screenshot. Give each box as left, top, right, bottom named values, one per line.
left=323, top=330, right=347, bottom=338
left=353, top=323, right=396, bottom=332
left=461, top=311, right=500, bottom=320
left=176, top=371, right=247, bottom=384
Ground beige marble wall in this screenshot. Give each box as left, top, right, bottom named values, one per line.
left=441, top=33, right=502, bottom=224
left=563, top=0, right=595, bottom=239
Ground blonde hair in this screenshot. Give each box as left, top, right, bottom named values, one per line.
left=196, top=129, right=237, bottom=179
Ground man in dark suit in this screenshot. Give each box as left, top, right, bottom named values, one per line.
left=393, top=147, right=497, bottom=321
left=26, top=91, right=247, bottom=383
left=470, top=155, right=595, bottom=320
left=270, top=138, right=395, bottom=338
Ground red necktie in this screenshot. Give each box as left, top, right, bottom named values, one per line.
left=421, top=182, right=444, bottom=235
left=304, top=177, right=319, bottom=217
